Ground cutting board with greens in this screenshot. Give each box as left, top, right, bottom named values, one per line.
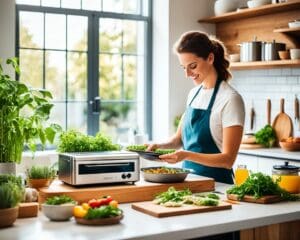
left=226, top=173, right=299, bottom=204
left=131, top=187, right=231, bottom=218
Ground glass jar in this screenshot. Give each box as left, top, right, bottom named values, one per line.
left=235, top=165, right=249, bottom=186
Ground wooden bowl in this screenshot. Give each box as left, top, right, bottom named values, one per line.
left=279, top=141, right=300, bottom=151
left=278, top=50, right=290, bottom=60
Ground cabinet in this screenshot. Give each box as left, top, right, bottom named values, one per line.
left=198, top=1, right=300, bottom=70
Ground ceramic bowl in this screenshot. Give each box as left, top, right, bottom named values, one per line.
left=288, top=20, right=300, bottom=28
left=42, top=203, right=76, bottom=221
left=278, top=50, right=290, bottom=60
left=279, top=140, right=300, bottom=151
left=214, top=0, right=238, bottom=16
left=229, top=53, right=240, bottom=62
left=247, top=0, right=271, bottom=8
left=290, top=49, right=300, bottom=60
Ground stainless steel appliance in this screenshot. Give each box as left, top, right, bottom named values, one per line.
left=239, top=38, right=263, bottom=62
left=58, top=151, right=139, bottom=185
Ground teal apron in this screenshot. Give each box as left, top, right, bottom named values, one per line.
left=182, top=80, right=234, bottom=184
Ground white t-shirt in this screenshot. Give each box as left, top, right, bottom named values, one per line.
left=185, top=81, right=245, bottom=152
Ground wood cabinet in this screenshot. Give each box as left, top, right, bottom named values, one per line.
left=198, top=1, right=300, bottom=70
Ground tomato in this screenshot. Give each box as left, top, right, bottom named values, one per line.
left=109, top=200, right=118, bottom=208
left=82, top=202, right=90, bottom=210
left=88, top=199, right=101, bottom=208
left=73, top=206, right=87, bottom=218
left=100, top=196, right=113, bottom=205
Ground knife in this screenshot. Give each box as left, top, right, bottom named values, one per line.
left=250, top=101, right=255, bottom=131
left=267, top=98, right=271, bottom=125
left=295, top=95, right=299, bottom=130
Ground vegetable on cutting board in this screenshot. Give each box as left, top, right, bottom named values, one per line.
left=254, top=124, right=276, bottom=147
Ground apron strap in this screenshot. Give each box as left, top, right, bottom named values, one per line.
left=207, top=79, right=222, bottom=110
left=188, top=85, right=202, bottom=106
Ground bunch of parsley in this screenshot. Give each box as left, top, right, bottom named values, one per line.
left=254, top=124, right=276, bottom=147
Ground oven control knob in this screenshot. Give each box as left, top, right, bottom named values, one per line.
left=121, top=174, right=126, bottom=179
left=127, top=173, right=131, bottom=178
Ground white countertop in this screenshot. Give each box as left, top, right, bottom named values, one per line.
left=2, top=183, right=300, bottom=240
left=239, top=147, right=300, bottom=161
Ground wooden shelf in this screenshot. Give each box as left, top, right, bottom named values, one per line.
left=274, top=27, right=300, bottom=36
left=230, top=59, right=300, bottom=70
left=199, top=1, right=300, bottom=23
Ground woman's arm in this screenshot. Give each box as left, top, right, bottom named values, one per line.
left=159, top=125, right=243, bottom=169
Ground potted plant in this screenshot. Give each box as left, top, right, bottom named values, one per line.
left=0, top=58, right=61, bottom=174
left=0, top=174, right=25, bottom=228
left=26, top=165, right=56, bottom=189
left=41, top=195, right=76, bottom=221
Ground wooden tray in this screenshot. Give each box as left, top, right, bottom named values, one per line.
left=227, top=194, right=282, bottom=204
left=131, top=201, right=232, bottom=218
left=75, top=214, right=123, bottom=225
left=38, top=176, right=214, bottom=205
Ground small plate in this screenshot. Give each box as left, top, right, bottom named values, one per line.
left=75, top=214, right=123, bottom=225
left=141, top=167, right=190, bottom=183
left=128, top=150, right=161, bottom=160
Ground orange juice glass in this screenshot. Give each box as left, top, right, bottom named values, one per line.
left=235, top=165, right=249, bottom=186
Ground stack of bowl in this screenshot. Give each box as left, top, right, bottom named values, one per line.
left=247, top=0, right=271, bottom=8
left=214, top=0, right=238, bottom=16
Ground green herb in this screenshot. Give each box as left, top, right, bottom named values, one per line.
left=196, top=198, right=219, bottom=206
left=0, top=174, right=23, bottom=188
left=84, top=205, right=122, bottom=219
left=57, top=130, right=120, bottom=152
left=26, top=166, right=56, bottom=179
left=154, top=149, right=176, bottom=155
left=195, top=192, right=220, bottom=200
left=254, top=124, right=276, bottom=148
left=45, top=195, right=76, bottom=205
left=227, top=172, right=299, bottom=201
left=154, top=187, right=192, bottom=204
left=126, top=145, right=147, bottom=151
left=0, top=58, right=62, bottom=163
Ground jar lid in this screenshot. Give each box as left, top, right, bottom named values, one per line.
left=273, top=161, right=299, bottom=171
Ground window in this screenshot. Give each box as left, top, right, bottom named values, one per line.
left=16, top=0, right=152, bottom=143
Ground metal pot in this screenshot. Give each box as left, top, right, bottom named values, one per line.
left=272, top=161, right=300, bottom=193
left=239, top=38, right=263, bottom=62
left=262, top=40, right=286, bottom=61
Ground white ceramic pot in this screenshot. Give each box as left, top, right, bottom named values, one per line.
left=290, top=49, right=300, bottom=60
left=214, top=0, right=238, bottom=16
left=42, top=203, right=75, bottom=221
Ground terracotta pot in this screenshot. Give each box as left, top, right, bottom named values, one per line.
left=27, top=178, right=52, bottom=189
left=0, top=207, right=19, bottom=228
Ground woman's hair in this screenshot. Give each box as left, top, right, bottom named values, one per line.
left=174, top=31, right=231, bottom=81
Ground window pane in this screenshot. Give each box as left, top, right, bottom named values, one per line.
left=19, top=11, right=43, bottom=48
left=142, top=0, right=149, bottom=16
left=82, top=0, right=101, bottom=11
left=61, top=0, right=81, bottom=9
left=100, top=102, right=137, bottom=143
left=68, top=52, right=87, bottom=100
left=49, top=102, right=66, bottom=130
left=45, top=14, right=66, bottom=50
left=41, top=0, right=60, bottom=7
left=123, top=20, right=137, bottom=53
left=99, top=54, right=122, bottom=100
left=102, top=0, right=139, bottom=14
left=99, top=19, right=122, bottom=53
left=16, top=0, right=40, bottom=6
left=45, top=51, right=66, bottom=100
left=67, top=102, right=87, bottom=132
left=123, top=55, right=137, bottom=100
left=67, top=15, right=88, bottom=51
left=19, top=49, right=43, bottom=88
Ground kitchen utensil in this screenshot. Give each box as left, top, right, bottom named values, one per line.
left=267, top=98, right=271, bottom=125
left=263, top=40, right=286, bottom=61
left=41, top=203, right=76, bottom=221
left=272, top=98, right=293, bottom=144
left=227, top=194, right=282, bottom=204
left=241, top=133, right=256, bottom=144
left=131, top=201, right=232, bottom=218
left=240, top=143, right=265, bottom=149
left=129, top=150, right=161, bottom=161
left=141, top=167, right=189, bottom=183
left=239, top=37, right=263, bottom=62
left=279, top=140, right=300, bottom=151
left=294, top=95, right=299, bottom=131
left=290, top=49, right=300, bottom=60
left=272, top=161, right=300, bottom=193
left=250, top=101, right=255, bottom=131
left=278, top=50, right=290, bottom=60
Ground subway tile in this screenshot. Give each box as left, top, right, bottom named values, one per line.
left=291, top=68, right=300, bottom=76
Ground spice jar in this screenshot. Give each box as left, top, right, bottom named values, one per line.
left=272, top=161, right=300, bottom=193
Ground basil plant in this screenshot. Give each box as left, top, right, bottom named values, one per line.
left=0, top=58, right=61, bottom=163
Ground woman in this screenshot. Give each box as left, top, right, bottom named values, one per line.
left=147, top=31, right=245, bottom=184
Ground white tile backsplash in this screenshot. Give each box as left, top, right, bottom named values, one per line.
left=231, top=68, right=300, bottom=134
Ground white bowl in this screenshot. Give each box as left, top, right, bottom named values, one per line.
left=290, top=49, right=300, bottom=60
left=288, top=21, right=300, bottom=28
left=229, top=53, right=240, bottom=62
left=247, top=0, right=271, bottom=8
left=42, top=203, right=75, bottom=221
left=214, top=0, right=238, bottom=16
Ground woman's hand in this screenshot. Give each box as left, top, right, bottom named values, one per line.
left=159, top=150, right=189, bottom=164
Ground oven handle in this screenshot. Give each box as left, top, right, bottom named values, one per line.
left=83, top=163, right=130, bottom=167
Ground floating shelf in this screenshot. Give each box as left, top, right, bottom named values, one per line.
left=199, top=1, right=300, bottom=23
left=230, top=59, right=300, bottom=70
left=273, top=27, right=300, bottom=36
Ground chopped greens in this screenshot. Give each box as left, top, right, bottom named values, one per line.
left=154, top=149, right=176, bottom=155
left=45, top=195, right=76, bottom=205
left=227, top=172, right=299, bottom=201
left=126, top=145, right=147, bottom=151
left=84, top=205, right=122, bottom=219
left=154, top=187, right=192, bottom=204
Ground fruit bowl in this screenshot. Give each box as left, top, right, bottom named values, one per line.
left=279, top=139, right=300, bottom=151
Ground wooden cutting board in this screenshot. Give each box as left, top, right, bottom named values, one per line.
left=240, top=143, right=265, bottom=149
left=272, top=98, right=293, bottom=145
left=227, top=194, right=282, bottom=204
left=131, top=201, right=232, bottom=218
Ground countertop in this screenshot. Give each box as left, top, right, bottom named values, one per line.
left=2, top=183, right=300, bottom=240
left=239, top=147, right=300, bottom=161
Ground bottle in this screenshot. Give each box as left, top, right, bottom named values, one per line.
left=235, top=165, right=249, bottom=186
